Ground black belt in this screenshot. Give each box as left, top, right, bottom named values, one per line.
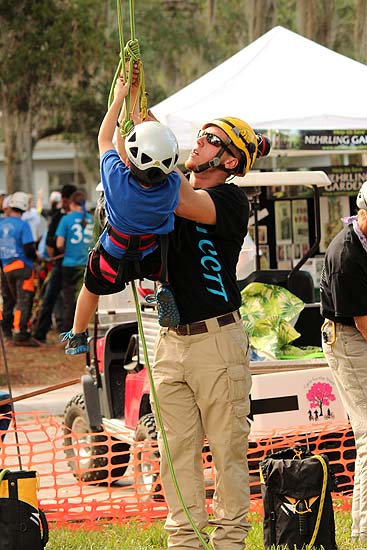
left=173, top=310, right=241, bottom=336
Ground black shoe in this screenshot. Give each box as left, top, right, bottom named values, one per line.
left=14, top=337, right=41, bottom=348
left=33, top=333, right=46, bottom=343
left=59, top=330, right=89, bottom=355
left=155, top=282, right=180, bottom=327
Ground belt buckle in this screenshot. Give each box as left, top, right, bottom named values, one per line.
left=175, top=324, right=190, bottom=336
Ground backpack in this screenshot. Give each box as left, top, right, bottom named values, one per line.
left=0, top=469, right=49, bottom=550
left=260, top=447, right=337, bottom=550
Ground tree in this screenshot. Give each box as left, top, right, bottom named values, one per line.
left=0, top=0, right=112, bottom=193
left=306, top=381, right=336, bottom=417
left=245, top=0, right=276, bottom=42
left=355, top=0, right=367, bottom=63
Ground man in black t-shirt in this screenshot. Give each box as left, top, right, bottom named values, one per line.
left=320, top=181, right=367, bottom=543
left=151, top=116, right=270, bottom=550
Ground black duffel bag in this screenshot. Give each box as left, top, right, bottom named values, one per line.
left=0, top=469, right=49, bottom=550
left=260, top=447, right=337, bottom=550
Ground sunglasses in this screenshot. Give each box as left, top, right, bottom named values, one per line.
left=197, top=129, right=226, bottom=148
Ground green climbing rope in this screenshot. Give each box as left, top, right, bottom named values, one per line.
left=108, top=0, right=147, bottom=136
left=109, top=3, right=213, bottom=547
left=131, top=281, right=213, bottom=550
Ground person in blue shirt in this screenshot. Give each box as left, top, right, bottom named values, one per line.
left=55, top=191, right=93, bottom=334
left=0, top=192, right=38, bottom=346
left=60, top=72, right=181, bottom=355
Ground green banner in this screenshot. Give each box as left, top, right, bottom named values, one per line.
left=258, top=129, right=367, bottom=151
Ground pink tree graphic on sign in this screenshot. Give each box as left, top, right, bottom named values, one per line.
left=306, top=382, right=336, bottom=417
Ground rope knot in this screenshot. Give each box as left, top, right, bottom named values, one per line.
left=124, top=38, right=140, bottom=62
left=120, top=119, right=135, bottom=137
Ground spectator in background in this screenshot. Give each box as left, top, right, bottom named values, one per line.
left=48, top=191, right=62, bottom=219
left=0, top=192, right=38, bottom=346
left=22, top=194, right=47, bottom=246
left=0, top=196, right=11, bottom=219
left=32, top=184, right=77, bottom=343
left=56, top=191, right=93, bottom=332
left=320, top=180, right=367, bottom=543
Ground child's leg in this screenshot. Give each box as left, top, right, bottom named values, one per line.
left=72, top=284, right=99, bottom=334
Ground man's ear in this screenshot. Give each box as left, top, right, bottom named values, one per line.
left=223, top=156, right=239, bottom=171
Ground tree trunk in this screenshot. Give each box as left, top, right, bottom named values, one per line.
left=297, top=0, right=335, bottom=48
left=2, top=102, right=34, bottom=195
left=355, top=0, right=367, bottom=63
left=246, top=0, right=275, bottom=42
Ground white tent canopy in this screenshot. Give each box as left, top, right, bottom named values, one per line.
left=153, top=26, right=367, bottom=152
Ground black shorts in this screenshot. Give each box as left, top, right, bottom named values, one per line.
left=84, top=243, right=162, bottom=296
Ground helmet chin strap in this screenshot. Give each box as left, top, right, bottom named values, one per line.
left=193, top=146, right=231, bottom=174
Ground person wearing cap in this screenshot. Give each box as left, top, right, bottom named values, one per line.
left=32, top=184, right=77, bottom=343
left=148, top=115, right=270, bottom=549
left=321, top=181, right=367, bottom=539
left=320, top=181, right=367, bottom=543
left=0, top=192, right=38, bottom=346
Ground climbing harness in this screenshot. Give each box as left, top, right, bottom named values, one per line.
left=108, top=3, right=212, bottom=547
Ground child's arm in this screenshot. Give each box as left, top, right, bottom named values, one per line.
left=116, top=63, right=140, bottom=162
left=98, top=77, right=129, bottom=157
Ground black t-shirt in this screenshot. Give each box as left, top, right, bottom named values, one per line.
left=168, top=183, right=249, bottom=324
left=320, top=224, right=367, bottom=325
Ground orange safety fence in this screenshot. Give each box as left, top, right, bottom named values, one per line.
left=0, top=413, right=355, bottom=528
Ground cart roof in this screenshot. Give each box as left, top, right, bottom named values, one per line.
left=234, top=170, right=330, bottom=188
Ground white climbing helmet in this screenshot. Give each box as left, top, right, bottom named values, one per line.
left=125, top=121, right=179, bottom=185
left=357, top=180, right=367, bottom=209
left=9, top=192, right=29, bottom=212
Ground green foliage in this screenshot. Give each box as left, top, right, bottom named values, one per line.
left=46, top=510, right=361, bottom=549
left=0, top=0, right=365, bottom=178
left=0, top=0, right=112, bottom=149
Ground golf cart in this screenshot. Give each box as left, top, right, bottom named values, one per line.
left=63, top=170, right=351, bottom=493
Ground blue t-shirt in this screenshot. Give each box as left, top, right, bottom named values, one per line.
left=99, top=149, right=180, bottom=259
left=56, top=211, right=94, bottom=267
left=0, top=216, right=34, bottom=269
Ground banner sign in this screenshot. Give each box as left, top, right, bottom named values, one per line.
left=318, top=165, right=367, bottom=194
left=258, top=129, right=367, bottom=151
left=267, top=166, right=366, bottom=199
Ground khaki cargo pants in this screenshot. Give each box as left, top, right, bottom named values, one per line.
left=152, top=314, right=252, bottom=549
left=322, top=320, right=367, bottom=539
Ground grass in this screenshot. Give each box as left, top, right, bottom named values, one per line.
left=47, top=511, right=366, bottom=549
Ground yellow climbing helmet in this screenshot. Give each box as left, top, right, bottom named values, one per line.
left=203, top=117, right=258, bottom=176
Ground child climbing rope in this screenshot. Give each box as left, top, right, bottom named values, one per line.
left=60, top=69, right=181, bottom=355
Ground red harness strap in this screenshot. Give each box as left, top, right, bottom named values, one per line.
left=106, top=222, right=157, bottom=251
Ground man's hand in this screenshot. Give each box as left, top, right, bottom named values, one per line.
left=144, top=109, right=159, bottom=123
left=354, top=315, right=367, bottom=342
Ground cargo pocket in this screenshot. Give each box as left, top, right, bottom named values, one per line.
left=322, top=342, right=338, bottom=372
left=227, top=364, right=251, bottom=417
